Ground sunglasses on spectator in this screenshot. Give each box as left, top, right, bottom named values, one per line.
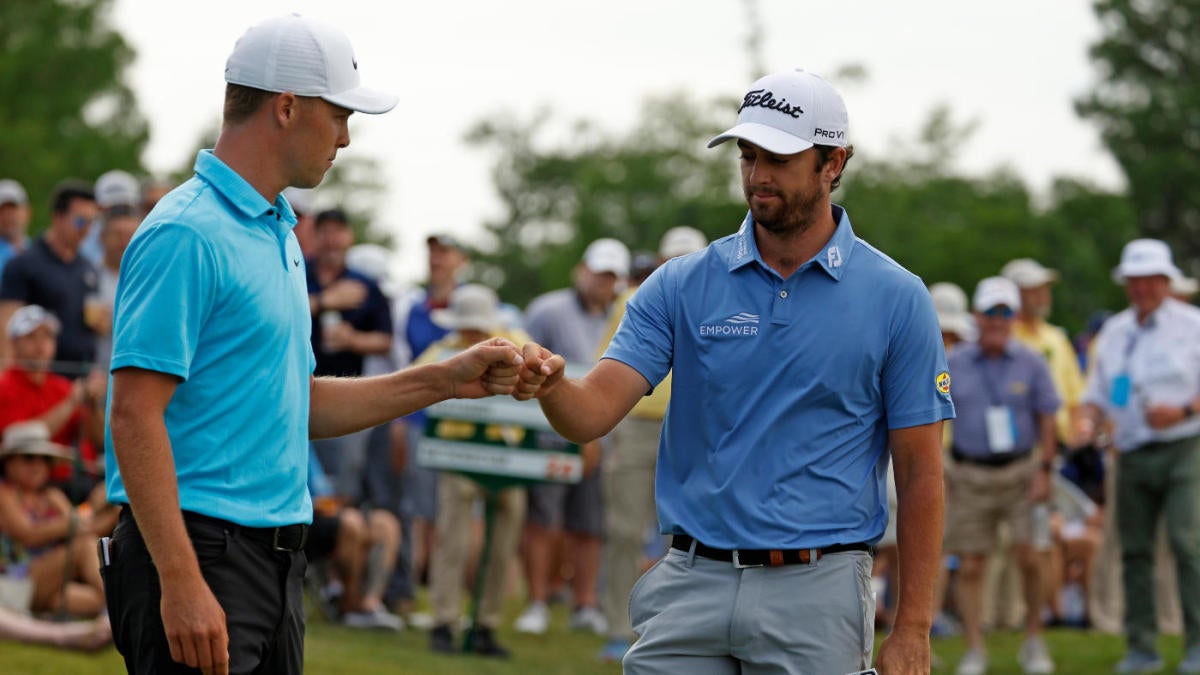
left=982, top=306, right=1015, bottom=319
left=71, top=215, right=93, bottom=230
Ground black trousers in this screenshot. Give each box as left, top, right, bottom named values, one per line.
left=102, top=511, right=306, bottom=674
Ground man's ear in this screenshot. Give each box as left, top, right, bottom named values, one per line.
left=822, top=146, right=847, bottom=182
left=273, top=92, right=299, bottom=128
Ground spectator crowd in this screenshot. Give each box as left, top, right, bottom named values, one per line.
left=1, top=169, right=1198, bottom=674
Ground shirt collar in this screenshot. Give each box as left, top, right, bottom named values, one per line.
left=193, top=150, right=298, bottom=228
left=726, top=204, right=857, bottom=281
left=969, top=339, right=1017, bottom=360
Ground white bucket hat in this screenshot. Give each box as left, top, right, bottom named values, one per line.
left=1112, top=238, right=1181, bottom=282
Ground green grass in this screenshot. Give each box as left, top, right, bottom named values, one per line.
left=0, top=605, right=1188, bottom=674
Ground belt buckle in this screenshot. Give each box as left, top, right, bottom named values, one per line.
left=273, top=526, right=305, bottom=552
left=731, top=550, right=763, bottom=569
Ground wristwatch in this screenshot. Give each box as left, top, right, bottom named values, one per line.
left=1185, top=402, right=1196, bottom=418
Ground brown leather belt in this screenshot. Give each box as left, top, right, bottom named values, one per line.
left=671, top=534, right=872, bottom=568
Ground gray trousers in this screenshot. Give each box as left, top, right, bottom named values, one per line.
left=624, top=545, right=875, bottom=675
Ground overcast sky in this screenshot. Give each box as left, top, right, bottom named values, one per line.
left=112, top=0, right=1123, bottom=285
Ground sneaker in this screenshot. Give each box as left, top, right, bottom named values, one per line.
left=1114, top=649, right=1164, bottom=674
left=514, top=602, right=549, bottom=634
left=1178, top=646, right=1200, bottom=674
left=342, top=607, right=404, bottom=631
left=956, top=648, right=988, bottom=675
left=470, top=626, right=510, bottom=658
left=407, top=611, right=435, bottom=631
left=598, top=639, right=630, bottom=663
left=1019, top=636, right=1055, bottom=674
left=569, top=606, right=608, bottom=635
left=429, top=624, right=455, bottom=654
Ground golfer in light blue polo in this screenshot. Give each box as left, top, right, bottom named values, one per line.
left=511, top=69, right=955, bottom=675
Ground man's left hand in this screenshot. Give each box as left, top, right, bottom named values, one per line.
left=1028, top=466, right=1052, bottom=503
left=1146, top=403, right=1188, bottom=430
left=875, top=625, right=930, bottom=675
left=443, top=337, right=523, bottom=399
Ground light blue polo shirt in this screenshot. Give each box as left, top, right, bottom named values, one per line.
left=105, top=150, right=316, bottom=527
left=604, top=207, right=955, bottom=549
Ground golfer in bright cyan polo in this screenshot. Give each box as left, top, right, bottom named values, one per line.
left=512, top=68, right=954, bottom=675
left=103, top=15, right=525, bottom=675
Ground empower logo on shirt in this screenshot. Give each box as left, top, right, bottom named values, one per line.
left=699, top=312, right=761, bottom=337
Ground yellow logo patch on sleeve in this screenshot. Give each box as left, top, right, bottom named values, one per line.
left=936, top=371, right=951, bottom=395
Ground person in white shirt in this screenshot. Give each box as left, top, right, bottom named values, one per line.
left=1078, top=238, right=1200, bottom=675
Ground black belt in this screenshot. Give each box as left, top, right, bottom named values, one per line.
left=951, top=448, right=1032, bottom=468
left=182, top=511, right=308, bottom=553
left=671, top=535, right=872, bottom=568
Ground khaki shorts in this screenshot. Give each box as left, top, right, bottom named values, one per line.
left=944, top=455, right=1036, bottom=554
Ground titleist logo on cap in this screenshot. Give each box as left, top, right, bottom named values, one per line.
left=739, top=89, right=803, bottom=119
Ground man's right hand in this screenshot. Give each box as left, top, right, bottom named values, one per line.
left=161, top=574, right=229, bottom=675
left=514, top=342, right=566, bottom=401
left=319, top=279, right=368, bottom=312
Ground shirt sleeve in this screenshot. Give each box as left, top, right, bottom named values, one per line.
left=362, top=281, right=392, bottom=334
left=1082, top=327, right=1112, bottom=407
left=1031, top=355, right=1063, bottom=415
left=881, top=280, right=956, bottom=429
left=109, top=222, right=218, bottom=380
left=0, top=253, right=28, bottom=302
left=602, top=265, right=674, bottom=388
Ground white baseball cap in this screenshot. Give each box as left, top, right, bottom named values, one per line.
left=582, top=238, right=630, bottom=277
left=0, top=179, right=27, bottom=206
left=7, top=305, right=61, bottom=340
left=1000, top=258, right=1059, bottom=289
left=659, top=226, right=707, bottom=259
left=224, top=14, right=397, bottom=115
left=929, top=282, right=975, bottom=340
left=431, top=284, right=501, bottom=332
left=708, top=69, right=849, bottom=155
left=1113, top=238, right=1181, bottom=282
left=973, top=277, right=1022, bottom=313
left=95, top=169, right=141, bottom=209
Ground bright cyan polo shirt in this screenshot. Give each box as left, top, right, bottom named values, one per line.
left=105, top=150, right=316, bottom=527
left=604, top=206, right=955, bottom=549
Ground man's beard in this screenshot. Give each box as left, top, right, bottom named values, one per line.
left=745, top=184, right=825, bottom=236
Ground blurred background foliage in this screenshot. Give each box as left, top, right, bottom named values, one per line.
left=0, top=0, right=1192, bottom=334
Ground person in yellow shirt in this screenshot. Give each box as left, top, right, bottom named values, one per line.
left=419, top=284, right=530, bottom=658
left=596, top=226, right=707, bottom=663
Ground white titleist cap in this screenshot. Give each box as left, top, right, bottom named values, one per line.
left=225, top=14, right=397, bottom=115
left=973, top=277, right=1022, bottom=313
left=708, top=69, right=848, bottom=155
left=1112, top=238, right=1181, bottom=282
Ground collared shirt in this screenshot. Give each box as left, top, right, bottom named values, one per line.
left=306, top=265, right=391, bottom=377
left=604, top=207, right=955, bottom=550
left=1012, top=319, right=1085, bottom=443
left=105, top=150, right=316, bottom=527
left=525, top=288, right=610, bottom=363
left=0, top=236, right=98, bottom=374
left=1083, top=298, right=1200, bottom=451
left=946, top=340, right=1060, bottom=457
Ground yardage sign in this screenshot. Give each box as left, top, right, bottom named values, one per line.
left=416, top=361, right=589, bottom=488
